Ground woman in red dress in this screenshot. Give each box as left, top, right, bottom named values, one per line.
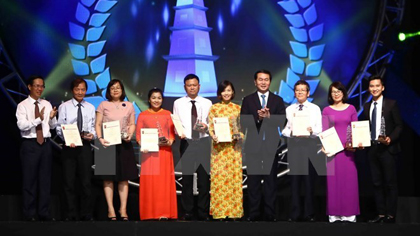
left=135, top=88, right=178, bottom=220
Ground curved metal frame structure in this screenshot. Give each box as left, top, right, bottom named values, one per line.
left=347, top=0, right=405, bottom=115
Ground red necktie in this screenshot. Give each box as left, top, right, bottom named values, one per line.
left=34, top=101, right=44, bottom=145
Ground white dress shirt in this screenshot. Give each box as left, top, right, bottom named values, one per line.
left=282, top=100, right=322, bottom=138
left=369, top=95, right=383, bottom=140
left=16, top=96, right=57, bottom=138
left=173, top=95, right=212, bottom=139
left=56, top=98, right=97, bottom=140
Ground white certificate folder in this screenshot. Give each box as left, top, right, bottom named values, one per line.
left=140, top=128, right=159, bottom=152
left=171, top=114, right=185, bottom=137
left=351, top=120, right=371, bottom=147
left=61, top=124, right=83, bottom=146
left=213, top=117, right=232, bottom=142
left=319, top=127, right=344, bottom=157
left=292, top=111, right=310, bottom=136
left=103, top=120, right=122, bottom=146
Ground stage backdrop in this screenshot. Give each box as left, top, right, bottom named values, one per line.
left=0, top=0, right=377, bottom=112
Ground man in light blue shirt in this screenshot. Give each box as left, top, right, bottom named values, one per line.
left=56, top=78, right=96, bottom=221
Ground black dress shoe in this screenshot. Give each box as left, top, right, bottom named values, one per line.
left=199, top=216, right=211, bottom=221
left=64, top=217, right=76, bottom=221
left=265, top=216, right=277, bottom=222
left=368, top=215, right=385, bottom=223
left=304, top=215, right=316, bottom=222
left=39, top=216, right=56, bottom=221
left=246, top=216, right=260, bottom=222
left=384, top=216, right=396, bottom=223
left=180, top=213, right=193, bottom=221
left=26, top=217, right=36, bottom=222
left=81, top=215, right=94, bottom=221
left=288, top=217, right=301, bottom=222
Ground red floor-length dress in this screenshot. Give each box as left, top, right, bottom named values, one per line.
left=136, top=109, right=178, bottom=220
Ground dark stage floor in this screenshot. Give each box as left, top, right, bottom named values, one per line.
left=2, top=221, right=420, bottom=236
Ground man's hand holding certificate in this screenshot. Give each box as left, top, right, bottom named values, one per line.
left=103, top=121, right=122, bottom=146
left=61, top=124, right=83, bottom=147
left=140, top=128, right=159, bottom=152
left=319, top=127, right=344, bottom=157
left=351, top=120, right=371, bottom=148
left=292, top=111, right=310, bottom=136
left=213, top=117, right=232, bottom=142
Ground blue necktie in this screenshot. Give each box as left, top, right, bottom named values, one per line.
left=261, top=94, right=266, bottom=108
left=371, top=102, right=377, bottom=140
left=298, top=104, right=303, bottom=111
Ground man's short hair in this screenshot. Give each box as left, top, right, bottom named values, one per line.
left=368, top=75, right=385, bottom=86
left=293, top=79, right=310, bottom=92
left=184, top=74, right=200, bottom=84
left=70, top=78, right=88, bottom=91
left=254, top=69, right=272, bottom=81
left=27, top=75, right=44, bottom=86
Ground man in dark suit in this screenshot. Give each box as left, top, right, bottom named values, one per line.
left=240, top=69, right=286, bottom=221
left=363, top=75, right=403, bottom=224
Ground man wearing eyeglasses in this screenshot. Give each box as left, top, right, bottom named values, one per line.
left=282, top=80, right=322, bottom=222
left=16, top=75, right=57, bottom=221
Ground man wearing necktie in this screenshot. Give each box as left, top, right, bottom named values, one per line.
left=173, top=74, right=213, bottom=221
left=16, top=76, right=58, bottom=221
left=282, top=80, right=323, bottom=222
left=56, top=78, right=96, bottom=221
left=363, top=75, right=403, bottom=224
left=240, top=70, right=286, bottom=221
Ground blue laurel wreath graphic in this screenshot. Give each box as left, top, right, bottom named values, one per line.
left=277, top=0, right=325, bottom=104
left=68, top=0, right=118, bottom=108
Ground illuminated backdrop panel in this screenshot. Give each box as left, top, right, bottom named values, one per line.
left=0, top=0, right=378, bottom=110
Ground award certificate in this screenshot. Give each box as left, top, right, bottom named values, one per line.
left=170, top=114, right=185, bottom=137
left=103, top=121, right=122, bottom=146
left=140, top=128, right=159, bottom=152
left=61, top=124, right=83, bottom=146
left=292, top=111, right=310, bottom=136
left=351, top=120, right=371, bottom=147
left=319, top=127, right=344, bottom=157
left=213, top=117, right=232, bottom=142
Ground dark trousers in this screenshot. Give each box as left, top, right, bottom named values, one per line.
left=61, top=141, right=93, bottom=218
left=180, top=137, right=211, bottom=218
left=20, top=138, right=52, bottom=219
left=288, top=138, right=317, bottom=220
left=368, top=143, right=398, bottom=216
left=246, top=154, right=277, bottom=219
left=246, top=144, right=278, bottom=219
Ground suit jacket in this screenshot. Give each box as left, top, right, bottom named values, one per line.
left=363, top=97, right=403, bottom=154
left=240, top=91, right=286, bottom=153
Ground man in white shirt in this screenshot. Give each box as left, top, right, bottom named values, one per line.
left=173, top=74, right=212, bottom=221
left=56, top=78, right=96, bottom=221
left=282, top=79, right=322, bottom=222
left=16, top=75, right=57, bottom=221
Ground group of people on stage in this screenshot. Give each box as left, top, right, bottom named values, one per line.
left=16, top=70, right=402, bottom=224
